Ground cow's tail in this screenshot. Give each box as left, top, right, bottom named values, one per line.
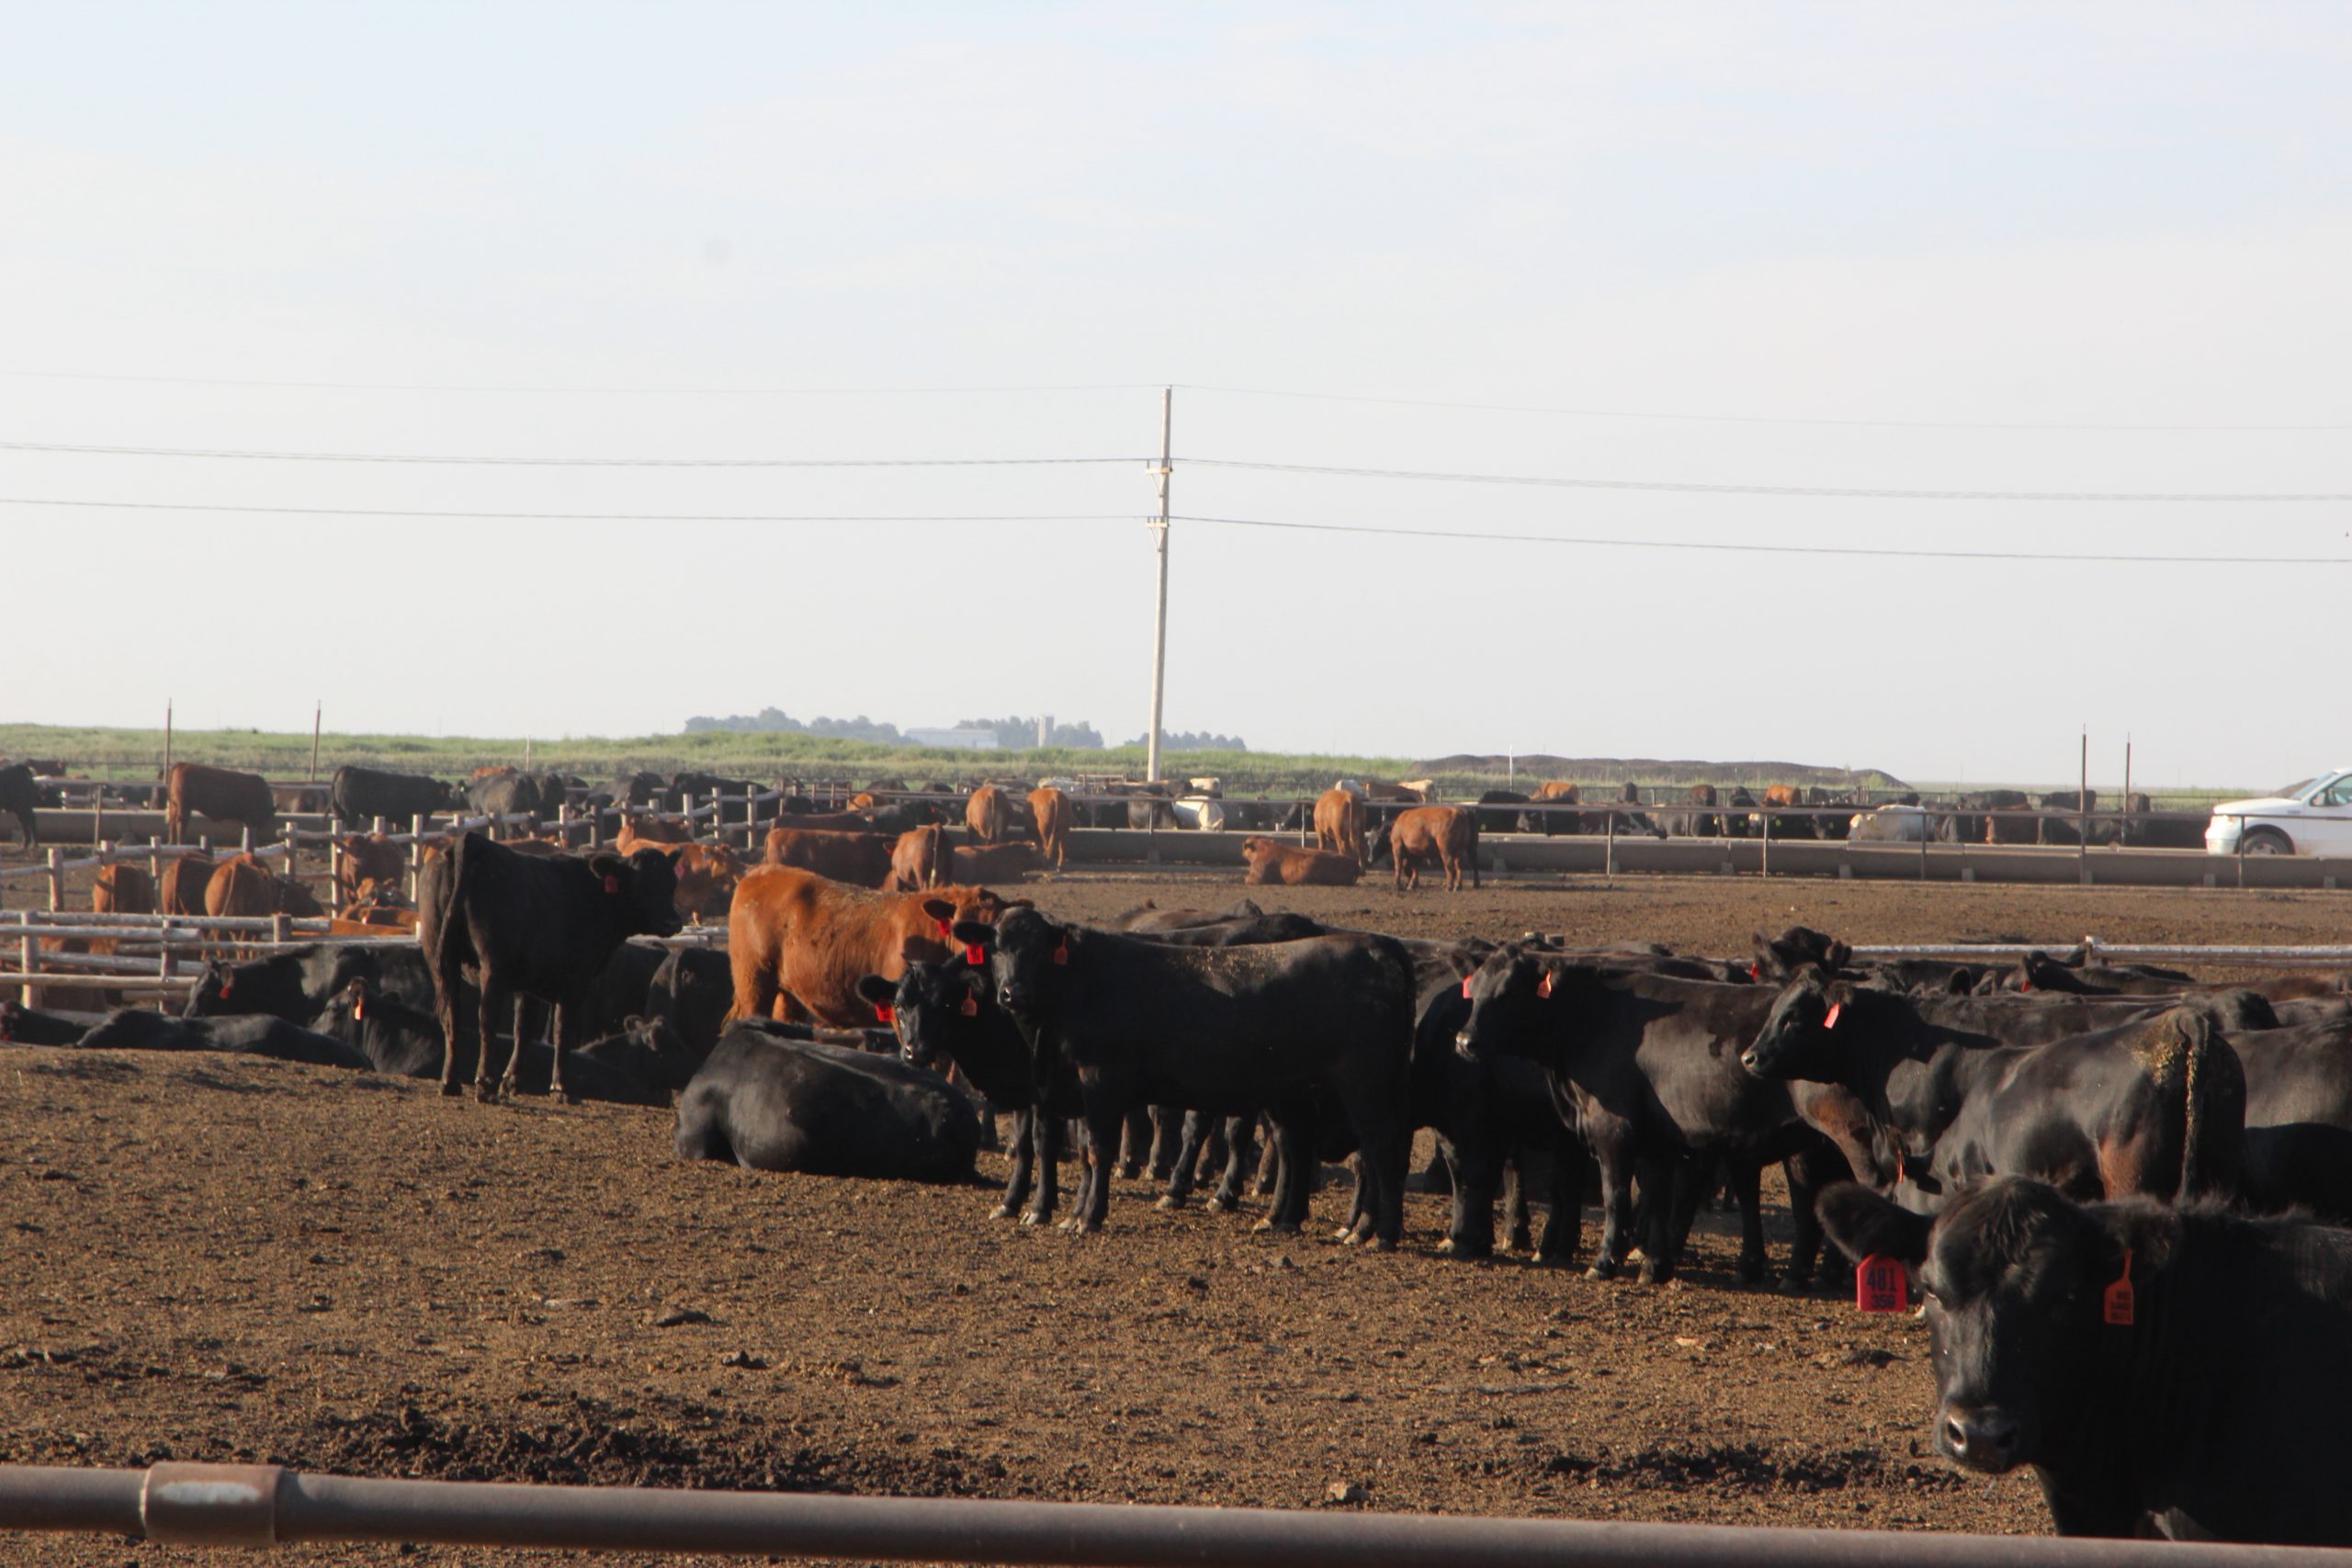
left=2154, top=1009, right=2245, bottom=1201
left=430, top=832, right=475, bottom=1015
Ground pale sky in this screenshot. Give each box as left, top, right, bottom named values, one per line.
left=5, top=4, right=2348, bottom=787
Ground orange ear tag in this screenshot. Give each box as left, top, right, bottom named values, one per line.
left=960, top=995, right=979, bottom=1017
left=2103, top=1248, right=2134, bottom=1326
left=1460, top=977, right=1473, bottom=998
left=353, top=998, right=365, bottom=1021
left=1823, top=1002, right=1841, bottom=1030
left=1052, top=938, right=1069, bottom=965
left=874, top=1004, right=895, bottom=1025
left=1536, top=970, right=1555, bottom=999
left=1855, top=1254, right=1908, bottom=1313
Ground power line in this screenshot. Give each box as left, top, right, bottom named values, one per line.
left=0, top=497, right=1135, bottom=525
left=1173, top=382, right=2352, bottom=434
left=1183, top=457, right=2352, bottom=503
left=0, top=368, right=1160, bottom=396
left=1170, top=513, right=2350, bottom=566
left=0, top=440, right=1144, bottom=468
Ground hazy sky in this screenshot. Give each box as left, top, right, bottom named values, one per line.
left=5, top=4, right=2348, bottom=786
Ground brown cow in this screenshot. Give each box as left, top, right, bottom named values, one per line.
left=1531, top=781, right=1581, bottom=802
left=1239, top=837, right=1361, bottom=886
left=966, top=784, right=1010, bottom=845
left=336, top=833, right=407, bottom=908
left=164, top=763, right=276, bottom=845
left=665, top=840, right=741, bottom=921
left=338, top=879, right=418, bottom=930
left=762, top=812, right=873, bottom=847
left=161, top=853, right=216, bottom=915
left=725, top=866, right=1024, bottom=1027
left=1386, top=805, right=1479, bottom=892
left=1027, top=786, right=1071, bottom=872
left=90, top=862, right=158, bottom=957
left=616, top=814, right=695, bottom=852
left=1360, top=779, right=1425, bottom=804
left=951, top=843, right=1043, bottom=884
left=1313, top=787, right=1366, bottom=863
left=204, top=854, right=324, bottom=919
left=763, top=828, right=894, bottom=888
left=888, top=826, right=953, bottom=892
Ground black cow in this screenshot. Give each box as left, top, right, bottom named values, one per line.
left=1820, top=1178, right=2352, bottom=1542
left=2227, top=1018, right=2352, bottom=1219
left=647, top=946, right=735, bottom=1059
left=665, top=772, right=757, bottom=808
left=422, top=831, right=679, bottom=1100
left=956, top=908, right=1419, bottom=1246
left=1409, top=978, right=1589, bottom=1262
left=674, top=1021, right=982, bottom=1182
left=466, top=771, right=545, bottom=821
left=1740, top=969, right=2245, bottom=1206
left=0, top=762, right=39, bottom=848
left=330, top=766, right=456, bottom=829
left=318, top=974, right=694, bottom=1098
left=1655, top=784, right=1723, bottom=839
left=184, top=942, right=437, bottom=1024
left=1475, top=789, right=1531, bottom=835
left=77, top=1008, right=371, bottom=1069
left=0, top=1000, right=87, bottom=1044
left=1456, top=950, right=1865, bottom=1285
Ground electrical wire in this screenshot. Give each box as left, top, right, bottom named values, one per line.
left=1170, top=513, right=2350, bottom=566
left=1182, top=457, right=2352, bottom=503
left=0, top=368, right=1161, bottom=396
left=0, top=497, right=1135, bottom=524
left=0, top=440, right=1145, bottom=468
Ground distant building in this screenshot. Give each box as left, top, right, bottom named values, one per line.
left=906, top=727, right=1001, bottom=751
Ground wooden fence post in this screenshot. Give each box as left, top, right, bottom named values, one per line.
left=46, top=847, right=64, bottom=912
left=410, top=815, right=426, bottom=904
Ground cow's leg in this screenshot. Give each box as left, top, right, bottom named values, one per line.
left=1146, top=1104, right=1182, bottom=1182
left=1502, top=1154, right=1533, bottom=1253
left=1117, top=1105, right=1150, bottom=1179
left=1159, top=1110, right=1206, bottom=1211
left=1023, top=1111, right=1062, bottom=1226
left=1588, top=1139, right=1635, bottom=1280
left=1253, top=1114, right=1306, bottom=1234
left=473, top=974, right=504, bottom=1102
left=1436, top=1135, right=1496, bottom=1259
left=1725, top=1157, right=1771, bottom=1284
left=1638, top=1154, right=1704, bottom=1285
left=995, top=1107, right=1035, bottom=1219
left=501, top=993, right=533, bottom=1098
left=1209, top=1114, right=1253, bottom=1212
left=1470, top=841, right=1481, bottom=888
left=435, top=970, right=467, bottom=1098
left=1073, top=1099, right=1124, bottom=1234
left=1535, top=1141, right=1588, bottom=1266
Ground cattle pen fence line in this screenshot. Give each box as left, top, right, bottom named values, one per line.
left=6, top=1463, right=2349, bottom=1568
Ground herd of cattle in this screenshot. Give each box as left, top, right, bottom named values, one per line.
left=4, top=759, right=2347, bottom=1542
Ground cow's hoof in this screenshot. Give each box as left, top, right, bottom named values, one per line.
left=1074, top=1220, right=1104, bottom=1235
left=1019, top=1210, right=1047, bottom=1228
left=473, top=1083, right=500, bottom=1104
left=1116, top=1163, right=1142, bottom=1180
left=1334, top=1227, right=1360, bottom=1246
left=1736, top=1256, right=1771, bottom=1285
left=1508, top=1228, right=1534, bottom=1254
left=989, top=1203, right=1017, bottom=1220
left=1777, top=1273, right=1813, bottom=1296
left=1637, top=1259, right=1669, bottom=1286
left=1204, top=1194, right=1237, bottom=1214
left=1154, top=1194, right=1184, bottom=1212
left=555, top=1091, right=580, bottom=1107
left=439, top=1081, right=464, bottom=1099
left=1370, top=1235, right=1398, bottom=1254
left=1585, top=1260, right=1619, bottom=1281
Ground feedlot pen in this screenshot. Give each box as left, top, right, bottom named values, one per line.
left=3, top=869, right=2350, bottom=1564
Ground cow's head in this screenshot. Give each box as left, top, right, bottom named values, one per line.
left=668, top=844, right=740, bottom=921
left=952, top=906, right=1070, bottom=1024
left=1740, top=965, right=1855, bottom=1079
left=182, top=959, right=241, bottom=1018
left=1453, top=944, right=1563, bottom=1062
left=1818, top=1179, right=2146, bottom=1477
left=1751, top=924, right=1850, bottom=983
left=857, top=960, right=1009, bottom=1077
left=590, top=848, right=683, bottom=936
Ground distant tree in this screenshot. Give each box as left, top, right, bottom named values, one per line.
left=1125, top=729, right=1247, bottom=751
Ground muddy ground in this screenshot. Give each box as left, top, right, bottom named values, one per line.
left=2, top=866, right=2346, bottom=1564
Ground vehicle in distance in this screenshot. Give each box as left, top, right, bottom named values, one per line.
left=2205, top=769, right=2352, bottom=855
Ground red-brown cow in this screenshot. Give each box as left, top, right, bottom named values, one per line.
left=951, top=843, right=1043, bottom=884
left=761, top=813, right=874, bottom=852
left=763, top=829, right=894, bottom=888
left=662, top=840, right=741, bottom=921
left=164, top=763, right=277, bottom=846
left=1385, top=805, right=1480, bottom=892
left=1027, top=786, right=1071, bottom=872
left=204, top=854, right=324, bottom=919
left=966, top=784, right=1010, bottom=845
left=1313, top=788, right=1366, bottom=863
left=616, top=814, right=694, bottom=852
left=336, top=833, right=407, bottom=908
left=1531, top=781, right=1581, bottom=802
left=888, top=826, right=953, bottom=892
left=1239, top=836, right=1361, bottom=886
left=90, top=862, right=157, bottom=957
left=725, top=866, right=1024, bottom=1028
left=161, top=853, right=216, bottom=916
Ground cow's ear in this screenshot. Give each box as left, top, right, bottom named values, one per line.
left=1008, top=897, right=1035, bottom=910
left=1826, top=977, right=1858, bottom=1010
left=855, top=975, right=896, bottom=1005
left=950, top=919, right=995, bottom=949
left=1815, top=1183, right=1929, bottom=1267
left=920, top=897, right=955, bottom=924
left=1444, top=946, right=1481, bottom=978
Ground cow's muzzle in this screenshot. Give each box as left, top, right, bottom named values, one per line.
left=1936, top=1404, right=2020, bottom=1472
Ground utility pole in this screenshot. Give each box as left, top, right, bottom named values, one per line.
left=1145, top=386, right=1172, bottom=785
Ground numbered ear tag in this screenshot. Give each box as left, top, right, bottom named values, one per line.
left=1052, top=937, right=1069, bottom=965
left=2103, top=1248, right=2134, bottom=1326
left=960, top=995, right=979, bottom=1017
left=1855, top=1254, right=1909, bottom=1313
left=874, top=1004, right=895, bottom=1025
left=1536, top=969, right=1555, bottom=998
left=965, top=943, right=984, bottom=966
left=1823, top=1001, right=1841, bottom=1030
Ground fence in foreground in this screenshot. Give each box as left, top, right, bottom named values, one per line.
left=3, top=1461, right=2344, bottom=1565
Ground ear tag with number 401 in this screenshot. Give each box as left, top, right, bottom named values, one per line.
left=1855, top=1254, right=1910, bottom=1313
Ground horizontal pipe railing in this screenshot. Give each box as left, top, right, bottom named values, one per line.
left=5, top=1462, right=2348, bottom=1565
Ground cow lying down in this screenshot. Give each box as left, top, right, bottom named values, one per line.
left=74, top=1009, right=371, bottom=1070
left=316, top=977, right=695, bottom=1103
left=675, top=1020, right=982, bottom=1184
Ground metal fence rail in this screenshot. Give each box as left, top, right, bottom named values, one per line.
left=4, top=1462, right=2346, bottom=1565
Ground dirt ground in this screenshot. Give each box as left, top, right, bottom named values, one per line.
left=2, top=865, right=2346, bottom=1564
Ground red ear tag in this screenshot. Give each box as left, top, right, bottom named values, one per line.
left=2103, top=1248, right=2134, bottom=1326
left=1536, top=969, right=1555, bottom=999
left=1461, top=976, right=1473, bottom=998
left=603, top=873, right=619, bottom=894
left=960, top=995, right=979, bottom=1017
left=1855, top=1254, right=1909, bottom=1313
left=220, top=977, right=233, bottom=998
left=1823, top=1002, right=1841, bottom=1030
left=935, top=918, right=953, bottom=940
left=874, top=1004, right=895, bottom=1025
left=2020, top=976, right=2033, bottom=992
left=1052, top=937, right=1069, bottom=966
left=1748, top=961, right=1761, bottom=981
left=965, top=942, right=984, bottom=966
